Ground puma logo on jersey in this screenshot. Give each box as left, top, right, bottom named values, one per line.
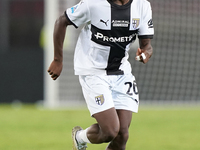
left=100, top=19, right=109, bottom=26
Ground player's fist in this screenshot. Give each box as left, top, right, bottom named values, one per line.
left=135, top=48, right=150, bottom=64
left=47, top=60, right=63, bottom=80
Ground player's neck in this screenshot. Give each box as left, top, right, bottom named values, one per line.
left=110, top=0, right=130, bottom=5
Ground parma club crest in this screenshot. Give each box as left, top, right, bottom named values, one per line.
left=95, top=95, right=105, bottom=105
left=132, top=18, right=140, bottom=29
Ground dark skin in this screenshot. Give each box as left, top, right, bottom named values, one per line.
left=111, top=0, right=130, bottom=5
left=136, top=39, right=153, bottom=64
left=47, top=15, right=70, bottom=80
left=48, top=0, right=153, bottom=149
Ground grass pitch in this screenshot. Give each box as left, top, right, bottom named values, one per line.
left=0, top=104, right=200, bottom=150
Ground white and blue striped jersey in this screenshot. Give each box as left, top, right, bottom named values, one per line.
left=65, top=0, right=154, bottom=75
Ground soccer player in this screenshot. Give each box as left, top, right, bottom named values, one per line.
left=48, top=0, right=154, bottom=149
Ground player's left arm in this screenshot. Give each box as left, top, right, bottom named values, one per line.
left=135, top=38, right=153, bottom=64
left=136, top=1, right=154, bottom=64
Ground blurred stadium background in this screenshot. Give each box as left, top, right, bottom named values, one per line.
left=0, top=0, right=199, bottom=106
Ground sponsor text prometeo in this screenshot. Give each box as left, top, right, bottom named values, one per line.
left=94, top=32, right=135, bottom=43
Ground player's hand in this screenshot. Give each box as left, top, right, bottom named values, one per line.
left=47, top=60, right=63, bottom=80
left=135, top=48, right=150, bottom=64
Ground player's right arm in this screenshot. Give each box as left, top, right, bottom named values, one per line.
left=47, top=14, right=72, bottom=80
left=135, top=38, right=153, bottom=64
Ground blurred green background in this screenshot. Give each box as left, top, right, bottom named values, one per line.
left=0, top=105, right=200, bottom=150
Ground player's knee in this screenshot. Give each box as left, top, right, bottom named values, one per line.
left=103, top=127, right=119, bottom=142
left=103, top=132, right=117, bottom=143
left=119, top=128, right=129, bottom=142
left=121, top=132, right=129, bottom=142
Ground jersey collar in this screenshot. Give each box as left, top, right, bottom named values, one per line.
left=107, top=0, right=133, bottom=8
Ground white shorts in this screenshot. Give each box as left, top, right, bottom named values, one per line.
left=79, top=74, right=139, bottom=116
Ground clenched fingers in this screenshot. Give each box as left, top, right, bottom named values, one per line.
left=47, top=70, right=59, bottom=80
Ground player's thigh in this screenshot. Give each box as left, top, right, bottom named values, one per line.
left=117, top=109, right=132, bottom=133
left=93, top=107, right=120, bottom=135
left=79, top=75, right=115, bottom=116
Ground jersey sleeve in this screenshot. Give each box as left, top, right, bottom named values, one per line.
left=138, top=1, right=154, bottom=39
left=65, top=0, right=90, bottom=28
